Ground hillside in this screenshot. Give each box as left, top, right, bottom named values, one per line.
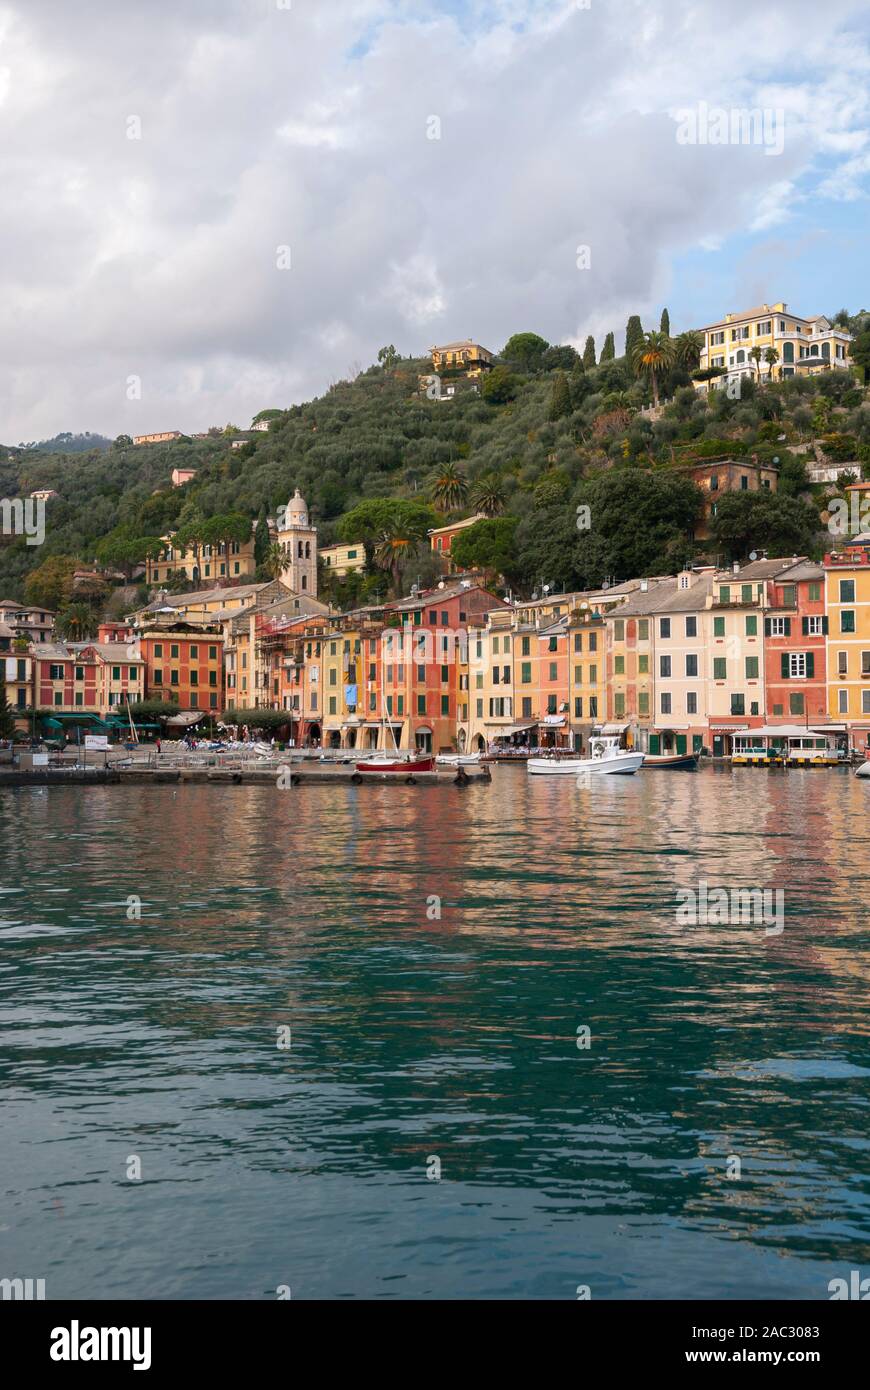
left=2, top=325, right=868, bottom=619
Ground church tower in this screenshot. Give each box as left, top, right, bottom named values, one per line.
left=277, top=488, right=318, bottom=596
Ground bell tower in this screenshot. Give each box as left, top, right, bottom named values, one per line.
left=277, top=488, right=317, bottom=595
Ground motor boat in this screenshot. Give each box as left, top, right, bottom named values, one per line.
left=643, top=752, right=699, bottom=770
left=527, top=736, right=644, bottom=776
left=435, top=753, right=482, bottom=766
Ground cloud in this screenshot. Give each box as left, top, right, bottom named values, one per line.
left=0, top=0, right=867, bottom=439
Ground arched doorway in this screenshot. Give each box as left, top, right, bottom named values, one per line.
left=328, top=730, right=341, bottom=749
left=365, top=728, right=379, bottom=749
left=415, top=726, right=433, bottom=753
left=306, top=722, right=321, bottom=747
left=782, top=341, right=794, bottom=364
left=345, top=728, right=357, bottom=749
left=475, top=734, right=485, bottom=753
left=457, top=728, right=467, bottom=751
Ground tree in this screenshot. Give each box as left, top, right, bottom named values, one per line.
left=749, top=346, right=764, bottom=384
left=450, top=516, right=520, bottom=584
left=431, top=462, right=469, bottom=513
left=600, top=332, right=616, bottom=362
left=548, top=371, right=572, bottom=422
left=674, top=331, right=703, bottom=371
left=253, top=506, right=270, bottom=566
left=24, top=555, right=76, bottom=610
left=264, top=542, right=286, bottom=580
left=501, top=332, right=550, bottom=373
left=201, top=512, right=252, bottom=580
left=660, top=308, right=670, bottom=336
left=252, top=408, right=283, bottom=425
left=470, top=475, right=506, bottom=517
left=113, top=434, right=133, bottom=448
left=57, top=603, right=97, bottom=640
left=374, top=507, right=432, bottom=594
left=582, top=336, right=597, bottom=369
left=481, top=366, right=521, bottom=404
left=763, top=346, right=780, bottom=381
left=709, top=491, right=821, bottom=561
left=850, top=329, right=870, bottom=384
left=0, top=678, right=15, bottom=739
left=95, top=528, right=163, bottom=580
left=541, top=345, right=579, bottom=371
left=337, top=499, right=437, bottom=567
left=631, top=331, right=675, bottom=408
left=377, top=345, right=400, bottom=369
left=625, top=315, right=644, bottom=360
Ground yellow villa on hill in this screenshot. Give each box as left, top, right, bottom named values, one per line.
left=697, top=302, right=852, bottom=393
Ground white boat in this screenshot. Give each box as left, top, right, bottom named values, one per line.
left=855, top=759, right=870, bottom=778
left=435, top=753, right=482, bottom=766
left=527, top=736, right=645, bottom=776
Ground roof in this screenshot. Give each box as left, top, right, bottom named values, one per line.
left=771, top=559, right=824, bottom=582
left=30, top=642, right=74, bottom=660
left=388, top=583, right=493, bottom=612
left=701, top=304, right=792, bottom=331
left=147, top=581, right=267, bottom=609
left=428, top=514, right=487, bottom=537
left=68, top=642, right=144, bottom=662
left=719, top=558, right=802, bottom=580
left=429, top=340, right=490, bottom=352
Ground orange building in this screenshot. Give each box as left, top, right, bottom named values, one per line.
left=138, top=623, right=224, bottom=713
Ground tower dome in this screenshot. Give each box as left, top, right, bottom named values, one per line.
left=285, top=487, right=308, bottom=528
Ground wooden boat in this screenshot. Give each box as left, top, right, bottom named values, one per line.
left=355, top=755, right=434, bottom=774
left=643, top=752, right=699, bottom=770
left=528, top=736, right=644, bottom=777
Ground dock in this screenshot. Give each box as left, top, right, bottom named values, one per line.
left=0, top=760, right=491, bottom=789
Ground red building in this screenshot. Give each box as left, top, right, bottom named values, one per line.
left=763, top=560, right=828, bottom=725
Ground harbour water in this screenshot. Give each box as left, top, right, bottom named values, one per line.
left=1, top=766, right=868, bottom=1300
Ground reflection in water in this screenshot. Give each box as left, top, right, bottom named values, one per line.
left=0, top=768, right=868, bottom=1299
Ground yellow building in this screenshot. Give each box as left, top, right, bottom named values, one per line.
left=698, top=302, right=852, bottom=391
left=319, top=541, right=365, bottom=578
left=429, top=340, right=494, bottom=377
left=146, top=529, right=258, bottom=586
left=567, top=610, right=606, bottom=749
left=824, top=549, right=870, bottom=748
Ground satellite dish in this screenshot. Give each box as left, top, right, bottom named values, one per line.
left=749, top=551, right=758, bottom=561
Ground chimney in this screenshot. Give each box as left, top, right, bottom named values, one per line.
left=732, top=561, right=740, bottom=574
left=640, top=579, right=649, bottom=592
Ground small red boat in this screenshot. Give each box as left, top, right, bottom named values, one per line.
left=355, top=756, right=434, bottom=773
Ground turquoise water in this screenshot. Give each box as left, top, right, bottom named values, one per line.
left=1, top=768, right=868, bottom=1299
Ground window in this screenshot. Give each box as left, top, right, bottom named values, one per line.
left=154, top=643, right=163, bottom=658
left=614, top=620, right=624, bottom=641
left=745, top=657, right=759, bottom=679
left=638, top=620, right=649, bottom=640
left=710, top=474, right=719, bottom=491
left=589, top=696, right=598, bottom=718
left=112, top=666, right=121, bottom=681
left=574, top=697, right=583, bottom=718
left=839, top=689, right=849, bottom=713
left=790, top=693, right=805, bottom=716
left=719, top=586, right=730, bottom=604
left=840, top=579, right=856, bottom=603
left=838, top=651, right=848, bottom=676
left=805, top=616, right=824, bottom=636
left=863, top=691, right=870, bottom=715
left=397, top=696, right=404, bottom=716
left=74, top=691, right=83, bottom=707
left=745, top=615, right=757, bottom=636
left=685, top=616, right=697, bottom=637
left=660, top=655, right=671, bottom=678
left=190, top=671, right=198, bottom=687
left=841, top=611, right=856, bottom=634
left=49, top=664, right=64, bottom=680
left=588, top=633, right=597, bottom=652
left=638, top=691, right=649, bottom=715
left=492, top=636, right=499, bottom=655
left=809, top=582, right=821, bottom=602
left=171, top=671, right=179, bottom=685
left=713, top=658, right=727, bottom=680
left=614, top=655, right=625, bottom=675
left=547, top=694, right=557, bottom=714
left=781, top=586, right=795, bottom=608
left=170, top=644, right=179, bottom=659
left=54, top=692, right=63, bottom=706
left=730, top=694, right=745, bottom=716
left=549, top=662, right=557, bottom=680
left=742, top=585, right=752, bottom=604
left=522, top=697, right=532, bottom=718
left=209, top=646, right=218, bottom=661
left=153, top=668, right=163, bottom=685
left=189, top=646, right=198, bottom=660
left=522, top=636, right=530, bottom=656
left=713, top=616, right=725, bottom=637
left=476, top=699, right=483, bottom=718
left=573, top=633, right=582, bottom=653
left=686, top=654, right=698, bottom=677
left=659, top=618, right=670, bottom=638
left=638, top=654, right=648, bottom=674
left=588, top=664, right=597, bottom=684
left=687, top=692, right=697, bottom=715
left=75, top=666, right=84, bottom=681
left=614, top=693, right=625, bottom=717
left=767, top=617, right=788, bottom=637
left=660, top=693, right=671, bottom=715
left=548, top=636, right=558, bottom=652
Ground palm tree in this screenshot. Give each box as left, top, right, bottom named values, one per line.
left=471, top=475, right=506, bottom=517
left=674, top=330, right=703, bottom=372
left=631, top=331, right=675, bottom=409
left=431, top=462, right=469, bottom=513
left=764, top=346, right=780, bottom=382
left=264, top=542, right=286, bottom=580
left=373, top=507, right=430, bottom=595
left=749, top=345, right=764, bottom=384
left=57, top=602, right=96, bottom=640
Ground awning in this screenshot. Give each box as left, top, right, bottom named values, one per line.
left=744, top=724, right=830, bottom=739
left=543, top=715, right=565, bottom=726
left=601, top=722, right=629, bottom=735
left=41, top=717, right=64, bottom=730
left=497, top=721, right=539, bottom=738
left=165, top=711, right=206, bottom=728
left=710, top=724, right=748, bottom=732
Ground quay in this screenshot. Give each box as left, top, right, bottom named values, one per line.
left=0, top=759, right=491, bottom=789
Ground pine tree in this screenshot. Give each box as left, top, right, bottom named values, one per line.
left=0, top=678, right=15, bottom=740
left=660, top=307, right=670, bottom=336
left=253, top=505, right=270, bottom=567
left=600, top=332, right=615, bottom=362
left=625, top=316, right=644, bottom=359
left=582, top=336, right=596, bottom=368
left=548, top=371, right=572, bottom=421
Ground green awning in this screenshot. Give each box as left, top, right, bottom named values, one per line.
left=42, top=717, right=64, bottom=730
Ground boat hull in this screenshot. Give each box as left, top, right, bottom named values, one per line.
left=435, top=754, right=481, bottom=766
left=643, top=753, right=699, bottom=770
left=527, top=753, right=645, bottom=776
left=356, top=757, right=434, bottom=773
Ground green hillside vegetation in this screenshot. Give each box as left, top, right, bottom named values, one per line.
left=2, top=320, right=868, bottom=620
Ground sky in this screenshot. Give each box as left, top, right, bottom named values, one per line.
left=1, top=0, right=868, bottom=442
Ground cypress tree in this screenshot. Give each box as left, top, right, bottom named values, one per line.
left=0, top=679, right=15, bottom=740
left=625, top=315, right=643, bottom=359
left=660, top=307, right=670, bottom=336
left=253, top=505, right=270, bottom=566
left=548, top=371, right=572, bottom=422
left=582, top=336, right=596, bottom=368
left=600, top=332, right=615, bottom=362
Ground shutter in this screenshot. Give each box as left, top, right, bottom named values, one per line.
left=806, top=652, right=814, bottom=678
left=822, top=616, right=829, bottom=635
left=783, top=618, right=791, bottom=636
left=802, top=617, right=809, bottom=636
left=764, top=618, right=771, bottom=636
left=781, top=654, right=790, bottom=679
